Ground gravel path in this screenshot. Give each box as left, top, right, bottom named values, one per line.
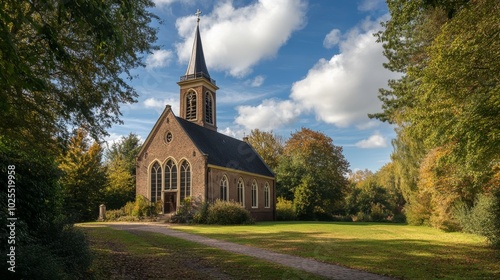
left=106, top=222, right=396, bottom=280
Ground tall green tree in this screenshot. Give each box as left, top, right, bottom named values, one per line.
left=0, top=0, right=158, bottom=146
left=277, top=128, right=350, bottom=219
left=106, top=133, right=142, bottom=175
left=59, top=129, right=107, bottom=222
left=104, top=133, right=142, bottom=209
left=245, top=129, right=284, bottom=170
left=373, top=0, right=499, bottom=234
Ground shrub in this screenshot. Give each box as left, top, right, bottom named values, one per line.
left=132, top=195, right=156, bottom=217
left=171, top=197, right=195, bottom=223
left=15, top=226, right=92, bottom=280
left=105, top=196, right=160, bottom=221
left=193, top=201, right=210, bottom=224
left=276, top=197, right=296, bottom=221
left=455, top=191, right=500, bottom=247
left=353, top=211, right=371, bottom=222
left=370, top=203, right=388, bottom=222
left=206, top=200, right=254, bottom=225
left=104, top=209, right=126, bottom=221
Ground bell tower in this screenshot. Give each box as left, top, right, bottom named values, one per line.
left=178, top=9, right=219, bottom=131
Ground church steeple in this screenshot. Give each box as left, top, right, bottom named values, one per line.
left=178, top=9, right=218, bottom=131
left=185, top=9, right=211, bottom=81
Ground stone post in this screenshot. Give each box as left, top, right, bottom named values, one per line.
left=98, top=204, right=106, bottom=221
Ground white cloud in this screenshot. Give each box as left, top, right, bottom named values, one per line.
left=290, top=15, right=400, bottom=128
left=219, top=126, right=246, bottom=139
left=323, top=29, right=341, bottom=49
left=103, top=132, right=123, bottom=149
left=153, top=0, right=195, bottom=7
left=144, top=97, right=180, bottom=115
left=235, top=99, right=301, bottom=131
left=356, top=120, right=380, bottom=130
left=175, top=0, right=307, bottom=77
left=145, top=50, right=173, bottom=69
left=355, top=132, right=387, bottom=148
left=250, top=75, right=265, bottom=87
left=358, top=0, right=386, bottom=12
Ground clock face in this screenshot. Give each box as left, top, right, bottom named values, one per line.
left=165, top=132, right=173, bottom=143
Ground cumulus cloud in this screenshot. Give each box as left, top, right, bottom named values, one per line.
left=290, top=15, right=400, bottom=127
left=323, top=29, right=341, bottom=49
left=175, top=0, right=307, bottom=77
left=235, top=99, right=301, bottom=131
left=145, top=50, right=173, bottom=69
left=144, top=97, right=179, bottom=115
left=355, top=132, right=387, bottom=148
left=234, top=15, right=399, bottom=131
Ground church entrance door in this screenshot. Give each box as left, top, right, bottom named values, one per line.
left=164, top=192, right=177, bottom=213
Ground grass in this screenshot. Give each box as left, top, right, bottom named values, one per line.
left=79, top=224, right=327, bottom=279
left=172, top=221, right=500, bottom=279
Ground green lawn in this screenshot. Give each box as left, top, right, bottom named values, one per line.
left=172, top=221, right=500, bottom=279
left=80, top=224, right=327, bottom=279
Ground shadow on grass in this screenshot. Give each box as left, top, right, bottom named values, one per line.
left=179, top=222, right=499, bottom=280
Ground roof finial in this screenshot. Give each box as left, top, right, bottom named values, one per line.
left=195, top=9, right=202, bottom=23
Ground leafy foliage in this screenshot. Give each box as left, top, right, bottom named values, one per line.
left=0, top=138, right=93, bottom=279
left=345, top=164, right=405, bottom=223
left=455, top=189, right=500, bottom=247
left=245, top=129, right=284, bottom=170
left=277, top=128, right=350, bottom=220
left=372, top=0, right=499, bottom=236
left=205, top=200, right=254, bottom=225
left=0, top=0, right=158, bottom=144
left=58, top=129, right=107, bottom=222
left=275, top=197, right=296, bottom=221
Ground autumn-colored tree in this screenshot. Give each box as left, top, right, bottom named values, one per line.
left=372, top=0, right=499, bottom=241
left=344, top=163, right=404, bottom=222
left=277, top=128, right=350, bottom=219
left=104, top=133, right=142, bottom=209
left=245, top=129, right=284, bottom=171
left=59, top=129, right=107, bottom=222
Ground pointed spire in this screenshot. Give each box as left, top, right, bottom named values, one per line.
left=183, top=9, right=212, bottom=83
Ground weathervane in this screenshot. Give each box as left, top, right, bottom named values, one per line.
left=195, top=9, right=202, bottom=23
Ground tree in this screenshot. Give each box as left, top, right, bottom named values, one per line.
left=277, top=128, right=350, bottom=219
left=0, top=0, right=158, bottom=146
left=245, top=129, right=284, bottom=170
left=58, top=129, right=107, bottom=222
left=104, top=133, right=142, bottom=209
left=106, top=133, right=142, bottom=175
left=372, top=0, right=499, bottom=236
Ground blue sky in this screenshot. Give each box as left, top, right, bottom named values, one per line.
left=107, top=0, right=400, bottom=172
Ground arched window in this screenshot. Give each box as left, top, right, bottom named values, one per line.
left=264, top=183, right=270, bottom=208
left=220, top=175, right=228, bottom=201
left=180, top=161, right=191, bottom=202
left=237, top=178, right=244, bottom=206
left=186, top=91, right=197, bottom=120
left=164, top=159, right=177, bottom=190
left=205, top=92, right=213, bottom=124
left=251, top=180, right=258, bottom=208
left=150, top=162, right=161, bottom=202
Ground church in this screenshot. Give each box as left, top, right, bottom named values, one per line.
left=136, top=12, right=276, bottom=221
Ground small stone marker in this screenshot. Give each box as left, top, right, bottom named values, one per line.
left=98, top=204, right=106, bottom=221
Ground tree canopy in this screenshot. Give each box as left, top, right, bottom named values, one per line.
left=245, top=129, right=284, bottom=171
left=277, top=128, right=350, bottom=219
left=0, top=0, right=158, bottom=145
left=372, top=0, right=499, bottom=240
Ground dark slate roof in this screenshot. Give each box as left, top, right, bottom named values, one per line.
left=176, top=117, right=274, bottom=178
left=185, top=24, right=210, bottom=78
